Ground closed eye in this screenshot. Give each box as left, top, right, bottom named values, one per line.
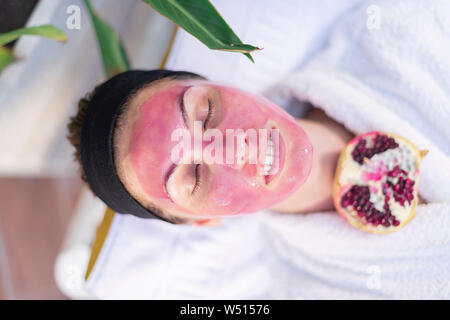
left=165, top=164, right=205, bottom=201
left=165, top=162, right=211, bottom=209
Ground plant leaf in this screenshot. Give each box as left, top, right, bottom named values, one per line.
left=0, top=25, right=66, bottom=47
left=0, top=47, right=13, bottom=73
left=84, top=0, right=130, bottom=77
left=143, top=0, right=259, bottom=62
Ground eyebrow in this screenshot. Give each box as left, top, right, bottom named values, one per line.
left=164, top=163, right=177, bottom=203
left=178, top=85, right=191, bottom=126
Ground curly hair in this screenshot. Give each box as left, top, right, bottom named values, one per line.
left=67, top=88, right=98, bottom=183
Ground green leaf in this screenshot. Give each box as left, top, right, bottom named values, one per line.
left=0, top=47, right=13, bottom=73
left=143, top=0, right=259, bottom=62
left=84, top=0, right=130, bottom=77
left=0, top=25, right=66, bottom=47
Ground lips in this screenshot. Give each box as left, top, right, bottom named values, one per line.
left=262, top=128, right=285, bottom=185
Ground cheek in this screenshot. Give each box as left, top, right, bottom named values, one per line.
left=218, top=89, right=269, bottom=129
left=203, top=168, right=249, bottom=215
left=202, top=165, right=264, bottom=215
left=130, top=145, right=167, bottom=198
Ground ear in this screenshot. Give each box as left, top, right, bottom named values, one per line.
left=191, top=218, right=223, bottom=227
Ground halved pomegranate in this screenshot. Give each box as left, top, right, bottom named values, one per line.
left=333, top=132, right=427, bottom=234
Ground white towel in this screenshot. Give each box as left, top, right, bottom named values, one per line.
left=85, top=0, right=450, bottom=299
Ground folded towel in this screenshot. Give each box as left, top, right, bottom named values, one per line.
left=86, top=0, right=450, bottom=299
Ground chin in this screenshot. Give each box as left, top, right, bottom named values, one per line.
left=270, top=121, right=313, bottom=196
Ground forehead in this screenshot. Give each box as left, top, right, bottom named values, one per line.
left=114, top=77, right=185, bottom=158
left=121, top=76, right=210, bottom=124
left=115, top=78, right=183, bottom=146
left=126, top=78, right=180, bottom=121
left=112, top=78, right=181, bottom=211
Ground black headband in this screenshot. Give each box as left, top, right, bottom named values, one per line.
left=80, top=70, right=200, bottom=220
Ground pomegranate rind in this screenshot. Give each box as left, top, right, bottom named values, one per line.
left=333, top=131, right=425, bottom=234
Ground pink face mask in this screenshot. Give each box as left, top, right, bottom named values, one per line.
left=127, top=80, right=313, bottom=218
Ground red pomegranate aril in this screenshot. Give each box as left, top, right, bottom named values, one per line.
left=351, top=134, right=400, bottom=164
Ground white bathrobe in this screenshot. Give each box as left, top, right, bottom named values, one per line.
left=86, top=0, right=450, bottom=299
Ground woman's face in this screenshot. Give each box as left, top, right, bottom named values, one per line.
left=115, top=78, right=313, bottom=222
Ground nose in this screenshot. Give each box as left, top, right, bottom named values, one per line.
left=226, top=145, right=247, bottom=170
left=199, top=131, right=251, bottom=169
left=223, top=134, right=249, bottom=170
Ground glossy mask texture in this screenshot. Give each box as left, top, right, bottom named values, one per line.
left=128, top=80, right=313, bottom=217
